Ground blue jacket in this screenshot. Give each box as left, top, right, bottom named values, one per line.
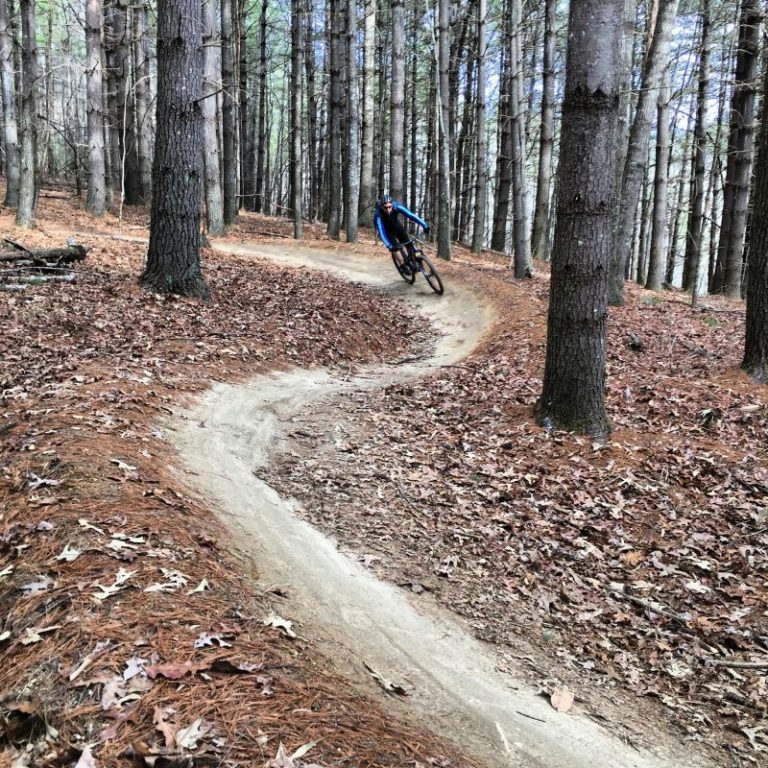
left=374, top=200, right=429, bottom=249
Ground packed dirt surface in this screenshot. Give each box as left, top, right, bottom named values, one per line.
left=171, top=242, right=717, bottom=768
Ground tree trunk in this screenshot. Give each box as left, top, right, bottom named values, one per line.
left=85, top=0, right=107, bottom=216
left=221, top=0, right=238, bottom=225
left=712, top=0, right=761, bottom=298
left=344, top=0, right=359, bottom=242
left=436, top=0, right=451, bottom=260
left=491, top=1, right=512, bottom=252
left=682, top=0, right=711, bottom=296
left=0, top=0, right=20, bottom=207
left=290, top=0, right=303, bottom=239
left=140, top=0, right=208, bottom=300
left=16, top=0, right=37, bottom=229
left=359, top=0, right=375, bottom=226
left=254, top=0, right=268, bottom=213
left=743, top=28, right=768, bottom=381
left=609, top=0, right=680, bottom=306
left=509, top=0, right=529, bottom=277
left=536, top=0, right=624, bottom=440
left=201, top=0, right=224, bottom=235
left=326, top=0, right=342, bottom=237
left=646, top=72, right=669, bottom=292
left=237, top=0, right=248, bottom=212
left=389, top=0, right=405, bottom=201
left=531, top=0, right=555, bottom=261
left=470, top=0, right=487, bottom=254
left=132, top=2, right=153, bottom=203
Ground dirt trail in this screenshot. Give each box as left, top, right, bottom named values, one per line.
left=170, top=242, right=714, bottom=768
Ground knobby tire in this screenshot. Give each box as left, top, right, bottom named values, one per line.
left=417, top=252, right=444, bottom=295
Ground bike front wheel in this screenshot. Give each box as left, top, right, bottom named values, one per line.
left=392, top=249, right=416, bottom=284
left=416, top=253, right=444, bottom=295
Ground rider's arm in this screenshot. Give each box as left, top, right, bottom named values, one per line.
left=394, top=202, right=429, bottom=232
left=374, top=211, right=395, bottom=249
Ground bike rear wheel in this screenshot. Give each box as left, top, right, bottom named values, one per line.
left=416, top=252, right=444, bottom=295
left=392, top=249, right=416, bottom=284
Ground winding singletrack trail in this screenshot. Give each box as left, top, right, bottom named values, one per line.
left=169, top=241, right=715, bottom=768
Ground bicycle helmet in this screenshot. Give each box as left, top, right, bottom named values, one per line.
left=379, top=194, right=393, bottom=206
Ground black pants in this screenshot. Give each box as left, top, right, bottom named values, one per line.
left=383, top=220, right=416, bottom=257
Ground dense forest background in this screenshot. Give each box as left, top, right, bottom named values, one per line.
left=0, top=0, right=760, bottom=285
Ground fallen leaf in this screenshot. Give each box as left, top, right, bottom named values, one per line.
left=74, top=746, right=97, bottom=768
left=264, top=614, right=297, bottom=638
left=550, top=686, right=574, bottom=713
left=363, top=662, right=408, bottom=697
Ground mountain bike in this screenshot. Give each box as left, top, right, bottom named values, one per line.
left=391, top=239, right=444, bottom=296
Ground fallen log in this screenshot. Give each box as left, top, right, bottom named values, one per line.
left=0, top=244, right=88, bottom=264
left=9, top=274, right=76, bottom=284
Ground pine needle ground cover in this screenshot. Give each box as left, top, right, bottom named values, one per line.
left=0, top=219, right=465, bottom=768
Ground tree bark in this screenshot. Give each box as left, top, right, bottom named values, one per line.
left=743, top=24, right=768, bottom=381
left=646, top=72, right=669, bottom=292
left=221, top=0, right=238, bottom=225
left=132, top=2, right=153, bottom=203
left=201, top=0, right=224, bottom=235
left=491, top=0, right=512, bottom=253
left=509, top=0, right=529, bottom=277
left=0, top=0, right=20, bottom=207
left=344, top=0, right=359, bottom=242
left=682, top=0, right=711, bottom=296
left=609, top=0, right=680, bottom=306
left=531, top=0, right=556, bottom=261
left=712, top=0, right=761, bottom=298
left=359, top=0, right=375, bottom=226
left=140, top=0, right=208, bottom=300
left=85, top=0, right=106, bottom=216
left=16, top=0, right=37, bottom=229
left=326, top=0, right=342, bottom=238
left=536, top=0, right=624, bottom=440
left=436, top=0, right=451, bottom=260
left=470, top=0, right=487, bottom=254
left=290, top=0, right=303, bottom=239
left=254, top=0, right=268, bottom=213
left=389, top=0, right=405, bottom=201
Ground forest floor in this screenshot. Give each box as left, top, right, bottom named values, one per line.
left=1, top=191, right=766, bottom=768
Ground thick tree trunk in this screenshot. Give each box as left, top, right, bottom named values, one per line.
left=609, top=0, right=680, bottom=306
left=436, top=0, right=451, bottom=260
left=470, top=0, right=487, bottom=254
left=536, top=0, right=624, bottom=440
left=254, top=0, right=268, bottom=213
left=712, top=0, right=761, bottom=298
left=221, top=0, right=238, bottom=225
left=290, top=0, right=303, bottom=239
left=326, top=0, right=342, bottom=238
left=389, top=0, right=405, bottom=201
left=743, top=29, right=768, bottom=380
left=509, top=0, right=529, bottom=277
left=682, top=0, right=711, bottom=296
left=344, top=0, right=359, bottom=242
left=140, top=0, right=208, bottom=300
left=16, top=0, right=37, bottom=229
left=201, top=0, right=224, bottom=235
left=85, top=0, right=106, bottom=216
left=237, top=0, right=248, bottom=212
left=531, top=0, right=555, bottom=261
left=0, top=0, right=19, bottom=207
left=490, top=4, right=511, bottom=253
left=646, top=73, right=669, bottom=292
left=359, top=0, right=375, bottom=226
left=132, top=2, right=153, bottom=203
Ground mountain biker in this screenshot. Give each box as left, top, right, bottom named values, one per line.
left=374, top=194, right=430, bottom=274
